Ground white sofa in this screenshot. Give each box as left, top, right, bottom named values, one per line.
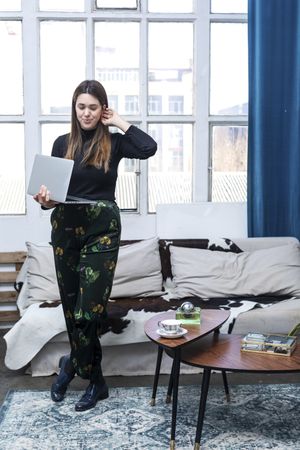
left=4, top=236, right=300, bottom=377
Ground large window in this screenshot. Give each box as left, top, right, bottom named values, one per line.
left=0, top=0, right=248, bottom=216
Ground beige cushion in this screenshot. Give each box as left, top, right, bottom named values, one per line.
left=110, top=237, right=163, bottom=298
left=26, top=242, right=60, bottom=305
left=22, top=238, right=163, bottom=309
left=232, top=297, right=300, bottom=335
left=170, top=242, right=300, bottom=299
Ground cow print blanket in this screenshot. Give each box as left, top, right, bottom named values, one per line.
left=40, top=293, right=289, bottom=335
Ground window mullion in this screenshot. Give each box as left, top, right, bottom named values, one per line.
left=193, top=0, right=210, bottom=202
left=138, top=12, right=148, bottom=215
left=86, top=15, right=94, bottom=79
left=22, top=1, right=41, bottom=217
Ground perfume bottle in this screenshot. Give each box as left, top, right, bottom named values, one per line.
left=176, top=301, right=201, bottom=324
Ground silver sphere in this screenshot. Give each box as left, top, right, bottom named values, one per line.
left=180, top=301, right=195, bottom=314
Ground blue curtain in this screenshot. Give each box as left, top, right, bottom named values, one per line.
left=248, top=0, right=300, bottom=239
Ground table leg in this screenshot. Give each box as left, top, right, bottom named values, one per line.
left=194, top=368, right=211, bottom=450
left=150, top=345, right=163, bottom=406
left=166, top=359, right=175, bottom=403
left=221, top=370, right=230, bottom=402
left=170, top=348, right=181, bottom=450
left=214, top=331, right=230, bottom=401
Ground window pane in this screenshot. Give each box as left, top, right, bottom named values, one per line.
left=95, top=22, right=139, bottom=116
left=109, top=125, right=138, bottom=210
left=148, top=124, right=192, bottom=212
left=0, top=124, right=25, bottom=215
left=148, top=0, right=193, bottom=13
left=40, top=21, right=86, bottom=115
left=0, top=0, right=20, bottom=11
left=39, top=0, right=84, bottom=11
left=41, top=124, right=71, bottom=156
left=210, top=23, right=248, bottom=115
left=115, top=159, right=138, bottom=210
left=211, top=0, right=247, bottom=13
left=96, top=0, right=138, bottom=8
left=148, top=23, right=193, bottom=115
left=0, top=21, right=23, bottom=114
left=211, top=125, right=247, bottom=202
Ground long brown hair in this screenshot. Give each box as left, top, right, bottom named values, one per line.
left=65, top=80, right=111, bottom=172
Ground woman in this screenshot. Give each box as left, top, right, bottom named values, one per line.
left=34, top=80, right=157, bottom=411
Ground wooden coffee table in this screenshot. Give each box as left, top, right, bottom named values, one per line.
left=179, top=333, right=300, bottom=450
left=144, top=309, right=230, bottom=450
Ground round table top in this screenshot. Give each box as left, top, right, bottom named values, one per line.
left=180, top=333, right=300, bottom=373
left=144, top=309, right=230, bottom=349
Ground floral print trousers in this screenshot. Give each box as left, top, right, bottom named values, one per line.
left=51, top=200, right=121, bottom=382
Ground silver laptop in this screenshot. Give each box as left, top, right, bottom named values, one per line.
left=27, top=154, right=97, bottom=204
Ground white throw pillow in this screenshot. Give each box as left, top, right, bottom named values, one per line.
left=110, top=237, right=163, bottom=298
left=169, top=243, right=300, bottom=299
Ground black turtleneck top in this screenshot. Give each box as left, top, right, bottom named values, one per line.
left=51, top=125, right=157, bottom=202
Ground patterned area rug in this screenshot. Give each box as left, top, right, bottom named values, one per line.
left=1, top=384, right=300, bottom=450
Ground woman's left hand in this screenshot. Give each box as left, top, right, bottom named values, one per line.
left=101, top=107, right=118, bottom=126
left=101, top=107, right=130, bottom=132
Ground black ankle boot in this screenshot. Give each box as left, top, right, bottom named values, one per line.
left=75, top=382, right=109, bottom=412
left=51, top=355, right=76, bottom=402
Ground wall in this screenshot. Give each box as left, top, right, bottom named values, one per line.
left=156, top=202, right=248, bottom=238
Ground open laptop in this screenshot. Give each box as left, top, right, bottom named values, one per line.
left=27, top=154, right=97, bottom=204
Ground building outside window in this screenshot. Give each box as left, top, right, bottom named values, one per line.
left=0, top=0, right=248, bottom=216
left=168, top=96, right=184, bottom=115
left=125, top=95, right=139, bottom=115
left=148, top=96, right=162, bottom=115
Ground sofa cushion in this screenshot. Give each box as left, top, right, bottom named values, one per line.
left=169, top=242, right=300, bottom=299
left=26, top=242, right=60, bottom=305
left=232, top=297, right=300, bottom=335
left=22, top=238, right=163, bottom=310
left=110, top=237, right=163, bottom=298
left=159, top=237, right=243, bottom=280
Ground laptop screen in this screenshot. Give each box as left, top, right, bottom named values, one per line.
left=27, top=154, right=74, bottom=203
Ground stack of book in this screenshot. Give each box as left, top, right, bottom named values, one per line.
left=241, top=332, right=297, bottom=357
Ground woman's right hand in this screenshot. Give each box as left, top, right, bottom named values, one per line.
left=33, top=185, right=58, bottom=209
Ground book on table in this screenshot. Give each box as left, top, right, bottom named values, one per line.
left=240, top=332, right=297, bottom=357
